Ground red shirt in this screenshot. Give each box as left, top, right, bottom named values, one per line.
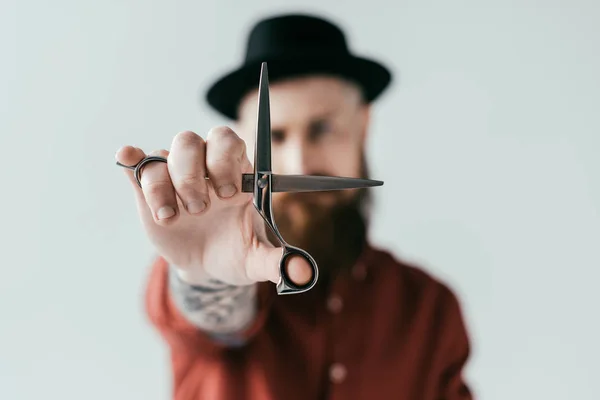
left=145, top=243, right=474, bottom=399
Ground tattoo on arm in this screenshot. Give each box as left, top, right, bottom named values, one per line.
left=167, top=266, right=258, bottom=337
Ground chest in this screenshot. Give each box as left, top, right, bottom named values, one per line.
left=242, top=278, right=441, bottom=400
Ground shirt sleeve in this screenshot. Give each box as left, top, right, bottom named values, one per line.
left=436, top=284, right=475, bottom=400
left=143, top=255, right=276, bottom=364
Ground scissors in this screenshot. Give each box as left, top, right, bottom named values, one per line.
left=117, top=62, right=384, bottom=295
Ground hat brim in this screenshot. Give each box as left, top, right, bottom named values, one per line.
left=205, top=54, right=392, bottom=120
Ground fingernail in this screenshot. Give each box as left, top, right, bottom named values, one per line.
left=217, top=184, right=236, bottom=198
left=187, top=201, right=207, bottom=214
left=157, top=206, right=175, bottom=220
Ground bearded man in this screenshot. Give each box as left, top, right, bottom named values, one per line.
left=116, top=13, right=474, bottom=400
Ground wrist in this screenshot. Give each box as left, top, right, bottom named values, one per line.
left=170, top=264, right=230, bottom=288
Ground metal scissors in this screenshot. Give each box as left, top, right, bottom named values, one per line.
left=117, top=62, right=384, bottom=295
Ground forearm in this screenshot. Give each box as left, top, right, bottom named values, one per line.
left=167, top=265, right=258, bottom=337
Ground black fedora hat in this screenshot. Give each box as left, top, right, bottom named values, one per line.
left=205, top=13, right=393, bottom=120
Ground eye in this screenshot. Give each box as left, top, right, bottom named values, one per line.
left=309, top=119, right=332, bottom=141
left=272, top=129, right=285, bottom=144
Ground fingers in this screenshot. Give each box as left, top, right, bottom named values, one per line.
left=139, top=149, right=180, bottom=224
left=115, top=126, right=251, bottom=225
left=116, top=145, right=179, bottom=225
left=168, top=131, right=210, bottom=215
left=115, top=145, right=146, bottom=188
left=205, top=126, right=248, bottom=199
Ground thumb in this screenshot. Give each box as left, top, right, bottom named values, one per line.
left=250, top=244, right=314, bottom=286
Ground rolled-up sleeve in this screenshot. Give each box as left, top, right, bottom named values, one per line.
left=143, top=256, right=276, bottom=389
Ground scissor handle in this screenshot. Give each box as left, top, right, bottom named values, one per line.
left=116, top=155, right=168, bottom=188
left=276, top=245, right=319, bottom=295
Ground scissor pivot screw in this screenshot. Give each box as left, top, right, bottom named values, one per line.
left=258, top=175, right=269, bottom=189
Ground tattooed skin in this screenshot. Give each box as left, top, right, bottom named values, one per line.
left=168, top=265, right=258, bottom=339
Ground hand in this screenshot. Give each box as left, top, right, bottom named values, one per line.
left=116, top=127, right=312, bottom=286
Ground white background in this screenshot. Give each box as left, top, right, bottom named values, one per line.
left=1, top=0, right=599, bottom=399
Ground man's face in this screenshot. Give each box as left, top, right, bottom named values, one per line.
left=237, top=75, right=370, bottom=200
left=236, top=75, right=371, bottom=275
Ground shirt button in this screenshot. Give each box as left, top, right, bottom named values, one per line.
left=352, top=263, right=367, bottom=280
left=327, top=294, right=343, bottom=313
left=329, top=363, right=347, bottom=383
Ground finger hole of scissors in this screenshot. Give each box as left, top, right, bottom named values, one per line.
left=280, top=248, right=318, bottom=289
left=134, top=156, right=168, bottom=188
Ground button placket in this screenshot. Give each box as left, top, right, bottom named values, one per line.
left=351, top=262, right=367, bottom=281
left=325, top=272, right=353, bottom=395
left=327, top=294, right=343, bottom=314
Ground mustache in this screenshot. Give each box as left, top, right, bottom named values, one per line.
left=273, top=190, right=344, bottom=205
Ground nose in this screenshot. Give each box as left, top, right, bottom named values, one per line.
left=276, top=138, right=320, bottom=176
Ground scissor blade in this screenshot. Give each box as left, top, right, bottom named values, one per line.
left=254, top=62, right=271, bottom=173
left=240, top=174, right=383, bottom=192
left=271, top=174, right=383, bottom=192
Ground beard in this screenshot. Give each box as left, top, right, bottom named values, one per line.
left=271, top=157, right=372, bottom=285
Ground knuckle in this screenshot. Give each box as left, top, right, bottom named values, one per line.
left=208, top=131, right=246, bottom=162
left=208, top=126, right=243, bottom=146
left=143, top=179, right=173, bottom=198
left=173, top=174, right=205, bottom=189
left=208, top=125, right=236, bottom=138
left=149, top=148, right=170, bottom=157
left=206, top=152, right=237, bottom=170
left=173, top=130, right=204, bottom=147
